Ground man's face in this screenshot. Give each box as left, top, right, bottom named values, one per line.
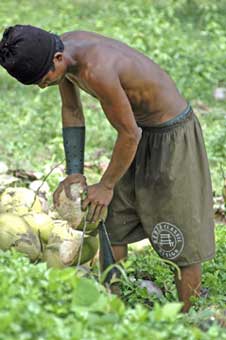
left=38, top=53, right=65, bottom=88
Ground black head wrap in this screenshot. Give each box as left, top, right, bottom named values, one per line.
left=0, top=25, right=64, bottom=85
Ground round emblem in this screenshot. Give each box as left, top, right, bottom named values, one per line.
left=151, top=222, right=184, bottom=260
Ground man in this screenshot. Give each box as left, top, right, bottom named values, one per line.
left=0, top=25, right=215, bottom=312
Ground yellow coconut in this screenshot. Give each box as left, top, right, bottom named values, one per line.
left=23, top=212, right=55, bottom=243
left=44, top=224, right=98, bottom=268
left=0, top=213, right=41, bottom=261
left=0, top=187, right=42, bottom=215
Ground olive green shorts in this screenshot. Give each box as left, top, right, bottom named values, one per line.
left=105, top=106, right=215, bottom=266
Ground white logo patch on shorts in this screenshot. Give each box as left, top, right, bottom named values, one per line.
left=151, top=222, right=184, bottom=260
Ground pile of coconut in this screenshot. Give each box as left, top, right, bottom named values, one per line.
left=0, top=180, right=99, bottom=269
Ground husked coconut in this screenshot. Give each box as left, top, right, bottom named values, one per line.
left=0, top=162, right=8, bottom=174
left=0, top=174, right=19, bottom=194
left=44, top=224, right=98, bottom=268
left=29, top=180, right=50, bottom=213
left=23, top=212, right=55, bottom=243
left=55, top=182, right=84, bottom=227
left=55, top=182, right=103, bottom=231
left=0, top=187, right=42, bottom=215
left=29, top=180, right=50, bottom=195
left=0, top=213, right=41, bottom=261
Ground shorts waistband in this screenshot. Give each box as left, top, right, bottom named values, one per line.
left=139, top=104, right=193, bottom=131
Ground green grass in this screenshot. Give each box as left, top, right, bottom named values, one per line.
left=0, top=225, right=225, bottom=340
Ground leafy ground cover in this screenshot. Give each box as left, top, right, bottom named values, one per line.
left=0, top=226, right=225, bottom=340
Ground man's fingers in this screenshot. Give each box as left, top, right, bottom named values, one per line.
left=87, top=202, right=97, bottom=222
left=93, top=205, right=104, bottom=223
left=82, top=197, right=91, bottom=211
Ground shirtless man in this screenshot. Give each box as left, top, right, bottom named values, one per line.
left=0, top=25, right=215, bottom=312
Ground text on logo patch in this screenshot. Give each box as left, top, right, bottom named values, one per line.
left=151, top=222, right=184, bottom=259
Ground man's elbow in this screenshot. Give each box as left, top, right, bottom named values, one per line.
left=130, top=126, right=142, bottom=144
left=135, top=126, right=142, bottom=143
left=122, top=127, right=142, bottom=146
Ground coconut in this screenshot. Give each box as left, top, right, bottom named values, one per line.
left=0, top=187, right=42, bottom=215
left=29, top=180, right=50, bottom=195
left=78, top=235, right=99, bottom=264
left=0, top=175, right=19, bottom=194
left=55, top=182, right=84, bottom=226
left=0, top=161, right=8, bottom=174
left=76, top=217, right=99, bottom=233
left=29, top=180, right=50, bottom=213
left=44, top=224, right=98, bottom=268
left=55, top=182, right=100, bottom=231
left=0, top=213, right=41, bottom=261
left=23, top=212, right=55, bottom=243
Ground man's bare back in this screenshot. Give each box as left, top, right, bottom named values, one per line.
left=60, top=31, right=187, bottom=126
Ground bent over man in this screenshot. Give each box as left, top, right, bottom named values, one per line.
left=0, top=25, right=215, bottom=312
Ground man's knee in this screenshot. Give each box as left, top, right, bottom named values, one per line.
left=179, top=263, right=201, bottom=279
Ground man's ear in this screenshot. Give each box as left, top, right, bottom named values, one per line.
left=53, top=52, right=63, bottom=63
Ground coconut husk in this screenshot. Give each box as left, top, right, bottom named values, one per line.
left=0, top=213, right=41, bottom=261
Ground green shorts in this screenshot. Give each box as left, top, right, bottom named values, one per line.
left=105, top=106, right=215, bottom=266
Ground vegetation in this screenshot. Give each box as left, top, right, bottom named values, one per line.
left=0, top=225, right=225, bottom=340
left=0, top=0, right=225, bottom=339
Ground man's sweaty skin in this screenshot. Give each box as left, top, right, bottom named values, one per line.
left=41, top=31, right=200, bottom=313
left=59, top=31, right=187, bottom=126
left=50, top=31, right=187, bottom=219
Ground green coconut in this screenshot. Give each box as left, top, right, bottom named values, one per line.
left=23, top=212, right=55, bottom=243
left=43, top=224, right=98, bottom=268
left=0, top=213, right=41, bottom=261
left=76, top=217, right=99, bottom=233
left=76, top=235, right=99, bottom=264
left=0, top=187, right=42, bottom=216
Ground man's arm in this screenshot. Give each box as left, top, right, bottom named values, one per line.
left=99, top=81, right=141, bottom=189
left=59, top=77, right=84, bottom=127
left=53, top=78, right=86, bottom=206
left=82, top=69, right=142, bottom=221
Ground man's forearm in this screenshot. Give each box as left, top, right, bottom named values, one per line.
left=62, top=107, right=85, bottom=174
left=62, top=107, right=85, bottom=127
left=100, top=129, right=142, bottom=189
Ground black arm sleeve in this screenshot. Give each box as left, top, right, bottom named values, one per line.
left=62, top=126, right=85, bottom=175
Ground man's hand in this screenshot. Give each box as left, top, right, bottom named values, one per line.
left=53, top=173, right=87, bottom=207
left=82, top=182, right=113, bottom=223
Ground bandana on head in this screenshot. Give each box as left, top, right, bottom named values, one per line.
left=0, top=24, right=64, bottom=85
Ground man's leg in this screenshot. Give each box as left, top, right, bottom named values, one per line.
left=112, top=245, right=128, bottom=262
left=99, top=244, right=128, bottom=271
left=175, top=263, right=201, bottom=313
